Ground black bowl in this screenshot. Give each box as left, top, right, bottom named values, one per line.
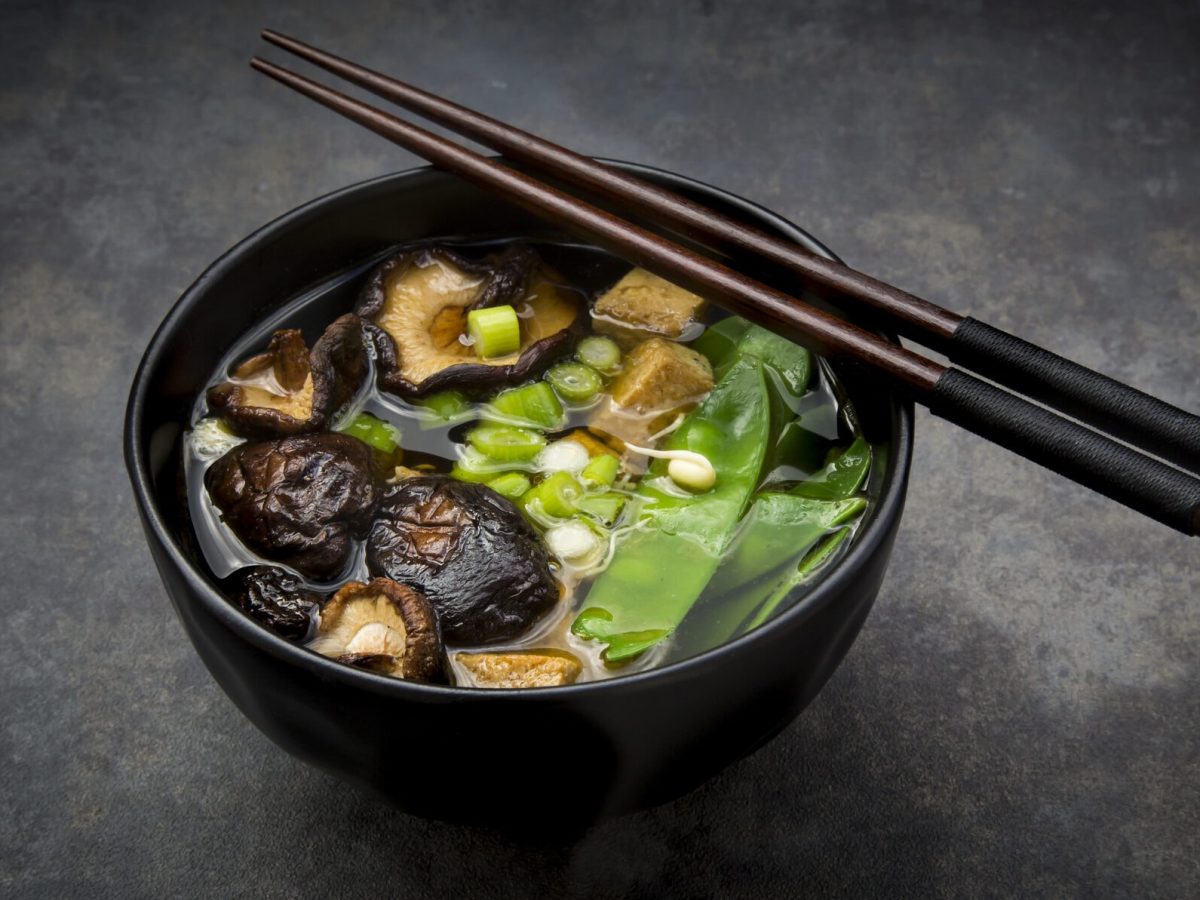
left=124, top=162, right=913, bottom=827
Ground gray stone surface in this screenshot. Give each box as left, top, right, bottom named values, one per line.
left=2, top=0, right=1197, bottom=896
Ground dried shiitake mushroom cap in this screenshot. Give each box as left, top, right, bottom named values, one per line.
left=226, top=565, right=323, bottom=641
left=204, top=432, right=378, bottom=581
left=357, top=244, right=578, bottom=398
left=366, top=476, right=559, bottom=644
left=207, top=314, right=368, bottom=438
left=310, top=578, right=447, bottom=683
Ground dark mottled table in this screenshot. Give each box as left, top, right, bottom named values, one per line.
left=2, top=1, right=1197, bottom=896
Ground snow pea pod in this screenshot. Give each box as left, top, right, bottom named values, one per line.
left=742, top=526, right=856, bottom=632
left=787, top=436, right=872, bottom=500
left=696, top=317, right=812, bottom=400
left=673, top=493, right=867, bottom=654
left=571, top=356, right=771, bottom=661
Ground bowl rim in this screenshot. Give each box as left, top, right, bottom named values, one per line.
left=124, top=160, right=914, bottom=701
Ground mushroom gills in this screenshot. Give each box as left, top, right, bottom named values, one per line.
left=314, top=596, right=408, bottom=660
left=358, top=246, right=579, bottom=396
left=310, top=578, right=448, bottom=683
left=206, top=314, right=368, bottom=437
left=377, top=257, right=575, bottom=382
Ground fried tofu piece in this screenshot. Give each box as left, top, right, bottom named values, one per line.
left=587, top=338, right=714, bottom=472
left=564, top=429, right=620, bottom=459
left=609, top=338, right=713, bottom=413
left=593, top=268, right=705, bottom=342
left=456, top=650, right=583, bottom=689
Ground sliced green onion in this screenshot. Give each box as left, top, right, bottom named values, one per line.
left=337, top=412, right=401, bottom=455
left=467, top=304, right=521, bottom=359
left=575, top=492, right=626, bottom=526
left=416, top=390, right=471, bottom=426
left=575, top=336, right=622, bottom=375
left=485, top=381, right=564, bottom=430
left=190, top=417, right=245, bottom=460
left=466, top=424, right=546, bottom=461
left=535, top=439, right=590, bottom=476
left=520, top=471, right=582, bottom=519
left=486, top=471, right=532, bottom=500
left=545, top=361, right=603, bottom=403
left=580, top=453, right=620, bottom=488
left=545, top=521, right=602, bottom=561
left=450, top=446, right=522, bottom=483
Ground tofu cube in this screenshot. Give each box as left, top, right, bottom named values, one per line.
left=456, top=651, right=583, bottom=689
left=609, top=338, right=714, bottom=413
left=593, top=268, right=705, bottom=340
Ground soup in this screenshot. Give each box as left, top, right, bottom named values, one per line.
left=184, top=238, right=874, bottom=688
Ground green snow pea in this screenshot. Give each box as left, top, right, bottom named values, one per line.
left=742, top=526, right=857, bottom=631
left=788, top=436, right=872, bottom=500
left=692, top=316, right=750, bottom=369
left=675, top=493, right=867, bottom=653
left=728, top=324, right=812, bottom=399
left=571, top=356, right=771, bottom=661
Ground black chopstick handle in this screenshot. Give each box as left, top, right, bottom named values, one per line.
left=948, top=318, right=1200, bottom=475
left=930, top=369, right=1200, bottom=535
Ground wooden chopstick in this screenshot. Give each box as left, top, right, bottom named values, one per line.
left=248, top=53, right=1200, bottom=536
left=261, top=28, right=1200, bottom=478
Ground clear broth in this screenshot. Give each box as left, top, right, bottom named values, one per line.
left=184, top=237, right=869, bottom=684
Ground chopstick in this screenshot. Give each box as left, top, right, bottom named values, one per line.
left=248, top=52, right=1200, bottom=537
left=262, top=28, right=1200, bottom=478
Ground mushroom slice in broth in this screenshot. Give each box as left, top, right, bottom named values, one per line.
left=357, top=244, right=578, bottom=397
left=311, top=578, right=448, bottom=683
left=204, top=432, right=379, bottom=581
left=366, top=475, right=559, bottom=645
left=207, top=313, right=368, bottom=438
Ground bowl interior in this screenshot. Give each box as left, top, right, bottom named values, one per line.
left=126, top=161, right=910, bottom=693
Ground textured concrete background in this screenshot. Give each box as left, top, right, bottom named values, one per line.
left=2, top=0, right=1198, bottom=896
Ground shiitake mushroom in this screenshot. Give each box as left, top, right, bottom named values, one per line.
left=309, top=578, right=448, bottom=683
left=205, top=433, right=378, bottom=581
left=207, top=313, right=368, bottom=438
left=366, top=475, right=559, bottom=644
left=225, top=566, right=323, bottom=641
left=356, top=244, right=579, bottom=398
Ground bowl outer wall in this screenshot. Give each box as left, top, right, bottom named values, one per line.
left=124, top=161, right=913, bottom=823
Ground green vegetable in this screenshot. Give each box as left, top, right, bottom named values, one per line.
left=580, top=453, right=620, bottom=488
left=466, top=424, right=546, bottom=461
left=467, top=305, right=520, bottom=359
left=450, top=446, right=524, bottom=483
left=416, top=390, right=471, bottom=427
left=730, top=325, right=812, bottom=398
left=788, top=436, right=871, bottom=500
left=520, top=471, right=583, bottom=519
left=486, top=471, right=532, bottom=501
left=571, top=356, right=771, bottom=661
left=545, top=362, right=603, bottom=403
left=485, top=381, right=564, bottom=430
left=672, top=495, right=866, bottom=656
left=767, top=418, right=831, bottom=477
left=691, top=317, right=749, bottom=368
left=575, top=335, right=622, bottom=374
left=695, top=317, right=812, bottom=400
left=337, top=412, right=401, bottom=455
left=742, top=527, right=855, bottom=632
left=575, top=492, right=627, bottom=526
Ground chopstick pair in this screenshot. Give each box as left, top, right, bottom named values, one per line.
left=250, top=31, right=1200, bottom=536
